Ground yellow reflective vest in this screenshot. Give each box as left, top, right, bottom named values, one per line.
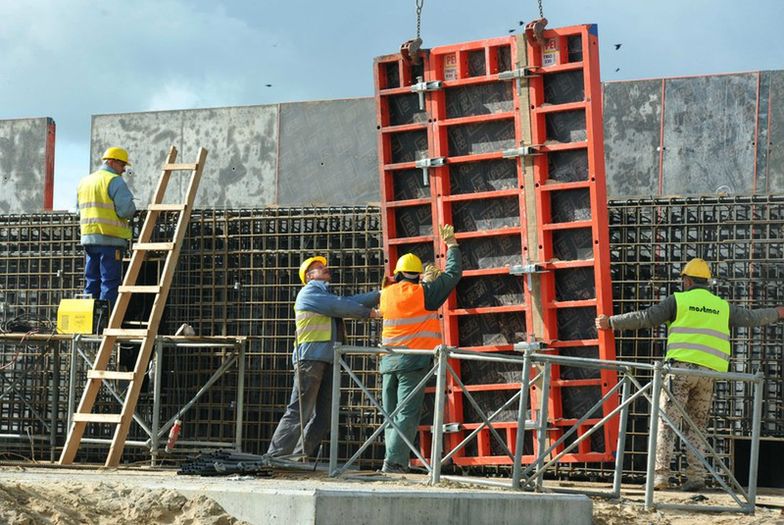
left=77, top=169, right=132, bottom=240
left=666, top=288, right=731, bottom=372
left=295, top=310, right=332, bottom=344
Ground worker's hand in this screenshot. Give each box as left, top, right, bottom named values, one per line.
left=422, top=263, right=442, bottom=283
left=369, top=308, right=382, bottom=319
left=439, top=224, right=457, bottom=248
left=777, top=307, right=784, bottom=320
left=595, top=315, right=611, bottom=331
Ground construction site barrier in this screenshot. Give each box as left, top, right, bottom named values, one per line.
left=329, top=344, right=763, bottom=514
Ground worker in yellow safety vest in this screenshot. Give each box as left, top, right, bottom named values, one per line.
left=596, top=258, right=784, bottom=491
left=76, top=147, right=136, bottom=308
left=379, top=224, right=462, bottom=473
left=266, top=255, right=380, bottom=459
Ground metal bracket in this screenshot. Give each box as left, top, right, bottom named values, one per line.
left=514, top=341, right=546, bottom=353
left=508, top=263, right=547, bottom=275
left=410, top=76, right=443, bottom=110
left=503, top=145, right=541, bottom=158
left=442, top=422, right=462, bottom=433
left=415, top=156, right=446, bottom=187
left=497, top=67, right=539, bottom=81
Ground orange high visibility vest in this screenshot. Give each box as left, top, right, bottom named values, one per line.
left=380, top=281, right=442, bottom=350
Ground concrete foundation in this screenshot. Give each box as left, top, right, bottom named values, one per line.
left=0, top=468, right=592, bottom=525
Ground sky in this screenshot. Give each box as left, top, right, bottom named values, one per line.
left=1, top=0, right=782, bottom=210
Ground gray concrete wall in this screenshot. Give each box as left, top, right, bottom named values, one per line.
left=91, top=98, right=378, bottom=209
left=0, top=117, right=54, bottom=213
left=603, top=70, right=783, bottom=198
left=87, top=69, right=784, bottom=210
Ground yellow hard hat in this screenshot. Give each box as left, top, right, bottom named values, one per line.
left=299, top=256, right=327, bottom=284
left=681, top=258, right=711, bottom=279
left=394, top=253, right=423, bottom=275
left=102, top=146, right=131, bottom=166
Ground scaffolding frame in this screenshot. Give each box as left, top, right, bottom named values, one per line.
left=329, top=344, right=763, bottom=514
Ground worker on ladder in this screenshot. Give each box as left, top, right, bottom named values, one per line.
left=77, top=146, right=136, bottom=309
left=596, top=258, right=784, bottom=491
left=379, top=224, right=462, bottom=473
left=266, top=256, right=381, bottom=460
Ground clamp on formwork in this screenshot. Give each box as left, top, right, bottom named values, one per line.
left=414, top=156, right=446, bottom=186
left=502, top=145, right=542, bottom=158
left=410, top=76, right=443, bottom=110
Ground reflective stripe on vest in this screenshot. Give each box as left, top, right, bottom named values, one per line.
left=77, top=169, right=131, bottom=240
left=295, top=309, right=332, bottom=343
left=380, top=281, right=441, bottom=351
left=666, top=288, right=731, bottom=372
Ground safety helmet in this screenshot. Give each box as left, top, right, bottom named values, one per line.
left=299, top=256, right=327, bottom=284
left=102, top=146, right=131, bottom=166
left=393, top=253, right=423, bottom=275
left=680, top=258, right=711, bottom=280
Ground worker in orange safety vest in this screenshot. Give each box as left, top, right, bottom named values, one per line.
left=379, top=224, right=462, bottom=473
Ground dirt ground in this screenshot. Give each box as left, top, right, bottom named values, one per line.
left=0, top=466, right=783, bottom=524
left=0, top=478, right=245, bottom=525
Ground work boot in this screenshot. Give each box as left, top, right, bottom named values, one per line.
left=381, top=461, right=410, bottom=474
left=653, top=472, right=669, bottom=490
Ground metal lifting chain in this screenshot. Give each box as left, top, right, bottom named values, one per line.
left=416, top=0, right=424, bottom=40
left=537, top=0, right=544, bottom=18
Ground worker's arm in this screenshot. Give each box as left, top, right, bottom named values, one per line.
left=346, top=290, right=381, bottom=308
left=297, top=283, right=374, bottom=319
left=108, top=177, right=137, bottom=219
left=598, top=295, right=676, bottom=331
left=729, top=305, right=783, bottom=327
left=423, top=246, right=462, bottom=310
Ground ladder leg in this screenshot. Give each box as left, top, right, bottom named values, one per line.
left=59, top=337, right=116, bottom=464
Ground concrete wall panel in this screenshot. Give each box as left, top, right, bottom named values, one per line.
left=181, top=106, right=277, bottom=208
left=277, top=99, right=378, bottom=205
left=766, top=71, right=784, bottom=193
left=661, top=74, right=757, bottom=195
left=0, top=117, right=53, bottom=213
left=92, top=111, right=184, bottom=207
left=602, top=80, right=662, bottom=197
left=92, top=106, right=278, bottom=208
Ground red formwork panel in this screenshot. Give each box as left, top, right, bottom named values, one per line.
left=374, top=24, right=618, bottom=467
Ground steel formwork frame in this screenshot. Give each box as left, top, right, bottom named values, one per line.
left=374, top=25, right=619, bottom=467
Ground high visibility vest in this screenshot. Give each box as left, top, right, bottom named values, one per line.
left=380, top=281, right=441, bottom=350
left=77, top=169, right=131, bottom=239
left=295, top=309, right=332, bottom=344
left=666, top=288, right=731, bottom=372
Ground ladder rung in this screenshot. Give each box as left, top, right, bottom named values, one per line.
left=147, top=203, right=187, bottom=212
left=163, top=163, right=197, bottom=171
left=132, top=242, right=174, bottom=251
left=72, top=413, right=123, bottom=424
left=103, top=328, right=149, bottom=338
left=87, top=370, right=136, bottom=381
left=118, top=285, right=161, bottom=294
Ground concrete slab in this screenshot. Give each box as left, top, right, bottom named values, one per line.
left=0, top=468, right=592, bottom=525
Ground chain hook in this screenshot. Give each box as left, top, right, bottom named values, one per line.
left=401, top=0, right=424, bottom=65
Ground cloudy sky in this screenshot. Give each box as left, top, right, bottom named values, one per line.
left=1, top=0, right=782, bottom=209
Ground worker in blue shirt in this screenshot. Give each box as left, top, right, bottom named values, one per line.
left=76, top=147, right=136, bottom=308
left=266, top=255, right=381, bottom=459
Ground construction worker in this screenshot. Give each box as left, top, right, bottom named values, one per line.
left=266, top=256, right=381, bottom=459
left=379, top=224, right=462, bottom=473
left=596, top=258, right=784, bottom=491
left=77, top=147, right=136, bottom=308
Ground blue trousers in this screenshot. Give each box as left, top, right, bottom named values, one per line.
left=267, top=360, right=334, bottom=458
left=84, top=245, right=123, bottom=307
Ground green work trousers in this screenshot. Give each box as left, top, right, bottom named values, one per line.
left=381, top=367, right=428, bottom=467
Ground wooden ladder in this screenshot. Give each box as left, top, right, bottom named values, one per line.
left=59, top=145, right=208, bottom=467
